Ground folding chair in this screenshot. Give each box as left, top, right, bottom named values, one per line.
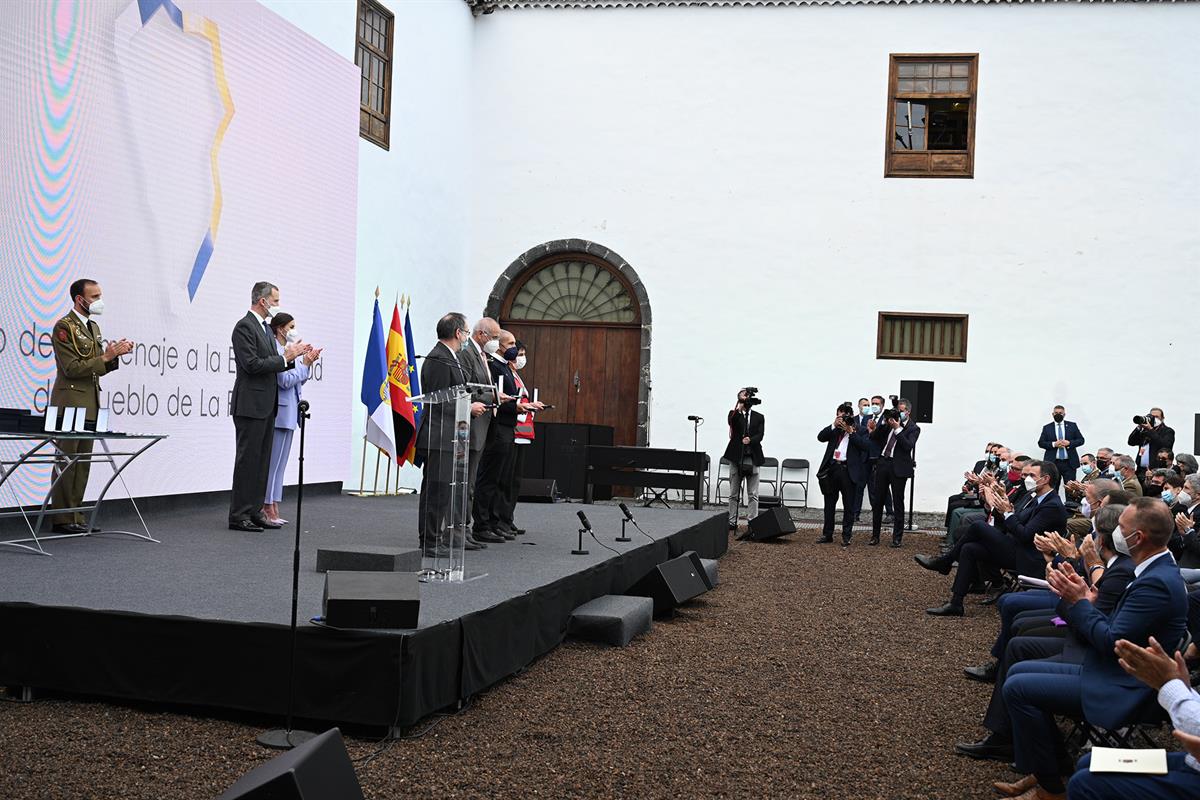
left=780, top=458, right=810, bottom=509
left=759, top=457, right=780, bottom=497
left=715, top=457, right=732, bottom=504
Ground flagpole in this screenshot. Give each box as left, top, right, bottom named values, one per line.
left=356, top=420, right=369, bottom=496
left=373, top=446, right=383, bottom=495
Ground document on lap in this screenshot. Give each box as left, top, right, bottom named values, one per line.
left=1089, top=747, right=1168, bottom=775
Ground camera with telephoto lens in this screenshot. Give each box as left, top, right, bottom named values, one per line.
left=880, top=407, right=902, bottom=423
left=742, top=387, right=762, bottom=407
left=1133, top=414, right=1153, bottom=425
left=888, top=394, right=900, bottom=409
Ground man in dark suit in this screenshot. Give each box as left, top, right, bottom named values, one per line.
left=228, top=282, right=309, bottom=532
left=860, top=394, right=893, bottom=521
left=850, top=398, right=871, bottom=520
left=1128, top=407, right=1175, bottom=480
left=1037, top=405, right=1084, bottom=487
left=724, top=389, right=765, bottom=530
left=1173, top=474, right=1200, bottom=568
left=473, top=330, right=541, bottom=538
left=415, top=312, right=485, bottom=552
left=816, top=402, right=869, bottom=547
left=868, top=398, right=919, bottom=547
left=918, top=460, right=1068, bottom=616
left=999, top=498, right=1188, bottom=799
left=459, top=317, right=504, bottom=544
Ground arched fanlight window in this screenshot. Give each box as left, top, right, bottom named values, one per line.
left=507, top=258, right=638, bottom=324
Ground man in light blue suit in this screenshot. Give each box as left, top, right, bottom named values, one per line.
left=998, top=497, right=1188, bottom=799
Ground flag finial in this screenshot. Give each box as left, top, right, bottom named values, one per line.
left=374, top=286, right=380, bottom=298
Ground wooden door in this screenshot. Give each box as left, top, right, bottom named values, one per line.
left=505, top=323, right=639, bottom=447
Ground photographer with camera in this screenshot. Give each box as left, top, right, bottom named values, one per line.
left=868, top=397, right=920, bottom=547
left=816, top=402, right=869, bottom=547
left=1128, top=407, right=1175, bottom=481
left=724, top=387, right=765, bottom=531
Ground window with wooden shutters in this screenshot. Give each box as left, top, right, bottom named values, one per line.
left=885, top=54, right=978, bottom=178
left=356, top=0, right=393, bottom=150
left=877, top=312, right=969, bottom=362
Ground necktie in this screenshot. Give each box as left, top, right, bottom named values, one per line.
left=263, top=320, right=271, bottom=339
left=884, top=429, right=897, bottom=458
left=1057, top=423, right=1066, bottom=460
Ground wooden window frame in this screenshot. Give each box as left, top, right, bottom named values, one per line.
left=356, top=0, right=394, bottom=151
left=876, top=311, right=969, bottom=362
left=884, top=53, right=978, bottom=179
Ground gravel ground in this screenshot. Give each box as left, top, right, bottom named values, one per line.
left=1, top=525, right=1041, bottom=800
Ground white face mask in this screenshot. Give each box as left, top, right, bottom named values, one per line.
left=483, top=338, right=500, bottom=355
left=286, top=329, right=300, bottom=343
left=514, top=355, right=527, bottom=370
left=1023, top=475, right=1038, bottom=493
left=1081, top=498, right=1092, bottom=519
left=1111, top=525, right=1131, bottom=556
left=1179, top=491, right=1193, bottom=507
left=85, top=297, right=105, bottom=316
left=263, top=301, right=279, bottom=320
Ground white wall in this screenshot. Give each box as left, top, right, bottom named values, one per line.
left=466, top=3, right=1200, bottom=509
left=263, top=0, right=474, bottom=490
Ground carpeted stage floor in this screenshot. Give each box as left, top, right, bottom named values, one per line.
left=0, top=499, right=1094, bottom=800
left=0, top=490, right=718, bottom=627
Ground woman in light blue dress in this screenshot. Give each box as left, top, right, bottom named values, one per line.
left=263, top=312, right=322, bottom=525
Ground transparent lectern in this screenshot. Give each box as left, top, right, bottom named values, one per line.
left=410, top=383, right=492, bottom=582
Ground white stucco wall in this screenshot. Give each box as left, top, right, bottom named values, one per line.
left=263, top=0, right=474, bottom=490
left=465, top=2, right=1200, bottom=509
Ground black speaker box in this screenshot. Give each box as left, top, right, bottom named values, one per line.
left=518, top=477, right=558, bottom=502
left=322, top=571, right=419, bottom=629
left=746, top=507, right=797, bottom=541
left=217, top=727, right=364, bottom=800
left=630, top=553, right=710, bottom=612
left=899, top=380, right=934, bottom=424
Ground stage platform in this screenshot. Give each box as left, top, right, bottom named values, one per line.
left=0, top=489, right=726, bottom=728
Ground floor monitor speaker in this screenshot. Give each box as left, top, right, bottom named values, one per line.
left=218, top=728, right=364, bottom=800
left=630, top=554, right=710, bottom=612
left=746, top=507, right=797, bottom=541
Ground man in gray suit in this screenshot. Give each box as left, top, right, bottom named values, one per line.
left=228, top=281, right=309, bottom=532
left=459, top=317, right=505, bottom=543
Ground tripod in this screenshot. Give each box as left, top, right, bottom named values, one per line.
left=258, top=399, right=316, bottom=750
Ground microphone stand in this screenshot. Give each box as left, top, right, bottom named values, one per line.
left=258, top=399, right=316, bottom=750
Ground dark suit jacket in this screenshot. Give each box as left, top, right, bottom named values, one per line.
left=1174, top=504, right=1200, bottom=569
left=231, top=311, right=288, bottom=419
left=1038, top=420, right=1085, bottom=468
left=1127, top=424, right=1175, bottom=468
left=816, top=423, right=870, bottom=486
left=1060, top=554, right=1136, bottom=662
left=869, top=420, right=920, bottom=478
left=416, top=341, right=468, bottom=452
left=723, top=409, right=764, bottom=466
left=1002, top=492, right=1069, bottom=577
left=1060, top=552, right=1189, bottom=730
left=488, top=356, right=519, bottom=428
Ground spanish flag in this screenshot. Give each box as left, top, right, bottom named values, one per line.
left=386, top=300, right=417, bottom=464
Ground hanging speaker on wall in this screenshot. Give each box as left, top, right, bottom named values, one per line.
left=898, top=380, right=935, bottom=424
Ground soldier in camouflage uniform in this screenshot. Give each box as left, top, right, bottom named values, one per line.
left=49, top=279, right=132, bottom=533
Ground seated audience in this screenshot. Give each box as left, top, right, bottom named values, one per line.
left=918, top=460, right=1067, bottom=617
left=955, top=504, right=1132, bottom=763
left=997, top=498, right=1187, bottom=800
left=1067, top=636, right=1200, bottom=799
